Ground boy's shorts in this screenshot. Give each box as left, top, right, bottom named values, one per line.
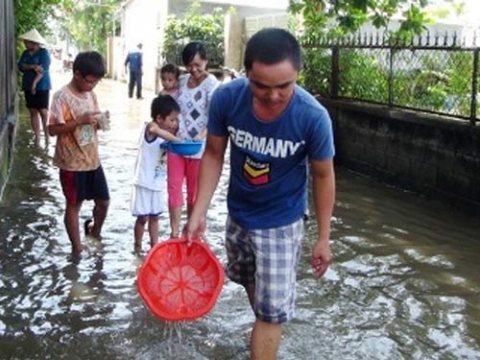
left=60, top=166, right=110, bottom=206
left=225, top=215, right=305, bottom=324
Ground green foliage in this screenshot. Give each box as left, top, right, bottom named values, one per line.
left=14, top=0, right=61, bottom=35
left=13, top=0, right=63, bottom=57
left=288, top=0, right=431, bottom=39
left=291, top=1, right=477, bottom=118
left=338, top=50, right=389, bottom=102
left=302, top=43, right=475, bottom=118
left=300, top=48, right=331, bottom=95
left=14, top=0, right=121, bottom=57
left=402, top=51, right=473, bottom=115
left=301, top=47, right=388, bottom=101
left=55, top=0, right=121, bottom=56
left=163, top=1, right=226, bottom=68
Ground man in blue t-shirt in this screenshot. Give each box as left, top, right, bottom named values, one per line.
left=124, top=43, right=143, bottom=99
left=185, top=28, right=336, bottom=359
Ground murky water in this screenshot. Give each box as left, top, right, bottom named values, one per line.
left=0, top=76, right=479, bottom=359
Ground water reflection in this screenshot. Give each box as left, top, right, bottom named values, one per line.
left=0, top=77, right=479, bottom=359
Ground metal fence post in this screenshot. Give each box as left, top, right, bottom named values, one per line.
left=330, top=45, right=339, bottom=99
left=470, top=49, right=478, bottom=125
left=388, top=48, right=394, bottom=107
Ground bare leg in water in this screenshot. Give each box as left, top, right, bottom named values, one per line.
left=27, top=107, right=49, bottom=145
left=245, top=284, right=282, bottom=360
left=28, top=107, right=41, bottom=144
left=89, top=199, right=109, bottom=239
left=169, top=205, right=182, bottom=237
left=39, top=107, right=49, bottom=144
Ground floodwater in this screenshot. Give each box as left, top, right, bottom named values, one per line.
left=0, top=76, right=480, bottom=360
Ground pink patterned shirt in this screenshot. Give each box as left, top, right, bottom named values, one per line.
left=49, top=85, right=101, bottom=171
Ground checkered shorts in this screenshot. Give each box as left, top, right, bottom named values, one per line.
left=225, top=216, right=305, bottom=324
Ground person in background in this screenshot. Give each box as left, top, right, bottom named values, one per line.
left=124, top=43, right=143, bottom=99
left=167, top=41, right=219, bottom=238
left=158, top=63, right=180, bottom=98
left=130, top=95, right=181, bottom=252
left=17, top=28, right=52, bottom=145
left=48, top=51, right=110, bottom=254
left=184, top=28, right=336, bottom=359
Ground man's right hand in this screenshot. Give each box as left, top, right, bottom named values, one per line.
left=183, top=213, right=207, bottom=246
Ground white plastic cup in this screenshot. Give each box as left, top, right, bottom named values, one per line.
left=97, top=111, right=110, bottom=131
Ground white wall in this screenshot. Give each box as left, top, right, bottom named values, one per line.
left=121, top=0, right=166, bottom=92
left=119, top=0, right=290, bottom=88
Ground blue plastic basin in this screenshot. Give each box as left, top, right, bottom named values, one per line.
left=166, top=140, right=204, bottom=156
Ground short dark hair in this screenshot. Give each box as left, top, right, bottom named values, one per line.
left=160, top=63, right=180, bottom=79
left=151, top=94, right=180, bottom=119
left=73, top=51, right=106, bottom=78
left=243, top=28, right=302, bottom=72
left=181, top=41, right=207, bottom=66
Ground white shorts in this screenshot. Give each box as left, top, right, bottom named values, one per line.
left=130, top=185, right=165, bottom=217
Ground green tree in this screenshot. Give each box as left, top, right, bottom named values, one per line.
left=292, top=0, right=432, bottom=95
left=55, top=0, right=121, bottom=56
left=14, top=0, right=121, bottom=57
left=163, top=1, right=229, bottom=68
left=289, top=0, right=432, bottom=40
left=14, top=0, right=62, bottom=35
left=13, top=0, right=64, bottom=56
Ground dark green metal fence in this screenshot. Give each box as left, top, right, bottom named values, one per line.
left=0, top=0, right=17, bottom=200
left=0, top=0, right=17, bottom=127
left=302, top=31, right=480, bottom=125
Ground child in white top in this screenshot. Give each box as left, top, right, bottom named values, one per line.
left=131, top=94, right=181, bottom=252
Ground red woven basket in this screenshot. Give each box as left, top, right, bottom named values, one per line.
left=137, top=238, right=224, bottom=321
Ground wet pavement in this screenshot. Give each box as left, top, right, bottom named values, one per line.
left=0, top=74, right=479, bottom=359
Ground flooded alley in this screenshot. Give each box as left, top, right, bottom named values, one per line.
left=0, top=75, right=480, bottom=360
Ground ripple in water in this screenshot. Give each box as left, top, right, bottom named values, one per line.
left=1, top=80, right=480, bottom=359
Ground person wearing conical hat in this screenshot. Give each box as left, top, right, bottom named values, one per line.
left=17, top=28, right=52, bottom=145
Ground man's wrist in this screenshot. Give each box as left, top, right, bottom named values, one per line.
left=315, top=235, right=330, bottom=244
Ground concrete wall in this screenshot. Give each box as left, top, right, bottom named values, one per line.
left=224, top=13, right=244, bottom=70
left=320, top=98, right=480, bottom=213
left=120, top=0, right=166, bottom=91
left=168, top=0, right=286, bottom=17
left=228, top=12, right=288, bottom=71
left=168, top=0, right=287, bottom=71
left=118, top=0, right=287, bottom=86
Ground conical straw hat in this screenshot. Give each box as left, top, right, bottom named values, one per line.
left=19, top=28, right=47, bottom=45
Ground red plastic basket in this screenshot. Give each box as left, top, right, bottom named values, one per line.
left=137, top=238, right=224, bottom=321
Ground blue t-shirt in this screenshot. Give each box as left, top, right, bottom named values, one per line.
left=208, top=78, right=335, bottom=229
left=125, top=50, right=142, bottom=72
left=17, top=47, right=52, bottom=91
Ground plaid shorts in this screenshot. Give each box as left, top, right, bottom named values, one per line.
left=225, top=216, right=305, bottom=324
